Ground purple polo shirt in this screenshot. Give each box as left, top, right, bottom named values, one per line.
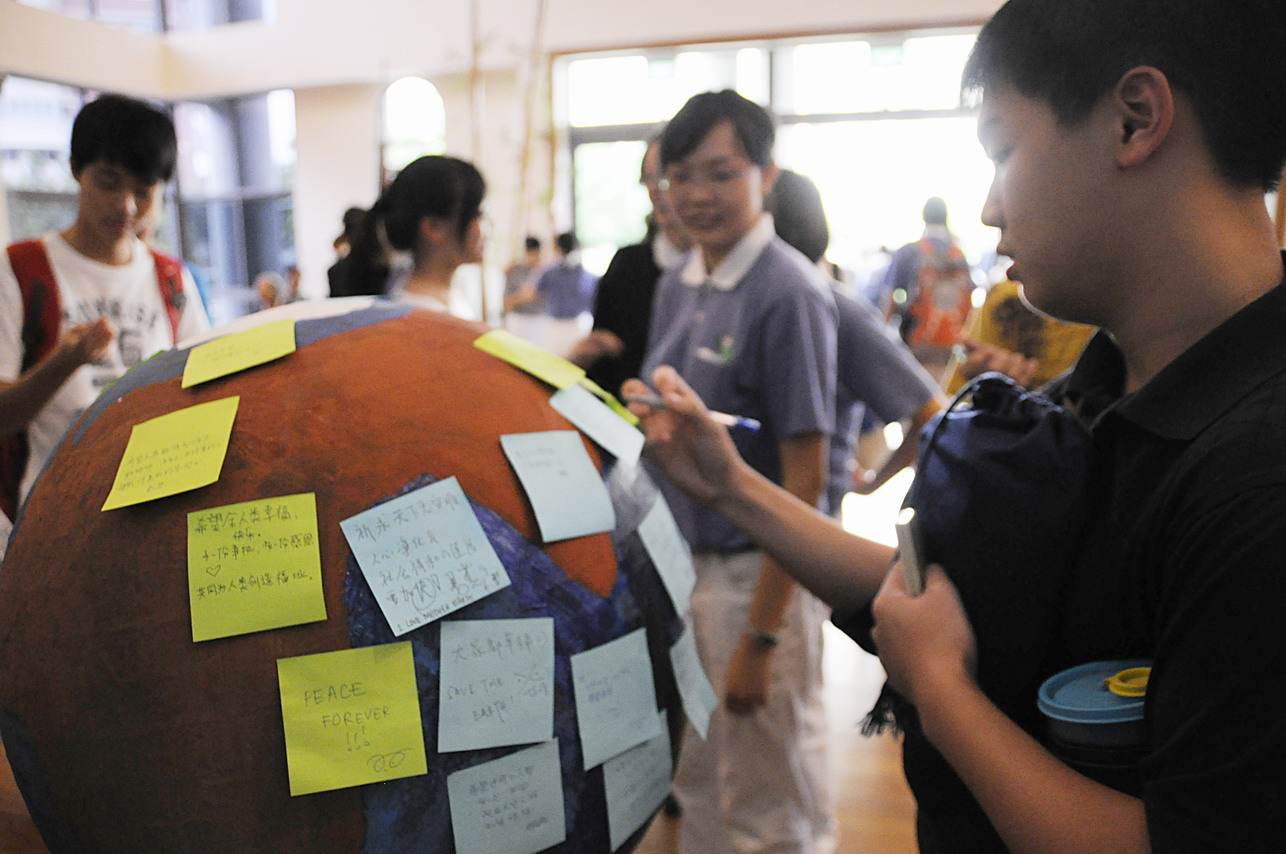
left=643, top=215, right=838, bottom=552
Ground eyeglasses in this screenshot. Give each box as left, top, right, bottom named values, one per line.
left=657, top=164, right=758, bottom=195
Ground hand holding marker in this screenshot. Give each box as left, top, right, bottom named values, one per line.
left=624, top=393, right=761, bottom=433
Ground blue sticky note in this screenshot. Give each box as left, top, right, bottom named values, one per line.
left=549, top=384, right=644, bottom=466
left=637, top=498, right=696, bottom=613
left=603, top=711, right=672, bottom=851
left=340, top=477, right=511, bottom=635
left=571, top=628, right=662, bottom=769
left=669, top=617, right=718, bottom=740
left=499, top=431, right=615, bottom=543
left=447, top=740, right=566, bottom=854
left=438, top=618, right=555, bottom=752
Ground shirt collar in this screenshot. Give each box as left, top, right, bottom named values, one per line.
left=680, top=213, right=776, bottom=291
left=653, top=233, right=688, bottom=271
left=1066, top=253, right=1286, bottom=439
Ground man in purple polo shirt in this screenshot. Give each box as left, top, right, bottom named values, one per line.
left=641, top=90, right=838, bottom=854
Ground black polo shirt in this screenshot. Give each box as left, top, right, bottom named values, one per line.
left=1051, top=267, right=1286, bottom=852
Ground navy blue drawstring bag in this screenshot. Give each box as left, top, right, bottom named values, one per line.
left=832, top=372, right=1094, bottom=852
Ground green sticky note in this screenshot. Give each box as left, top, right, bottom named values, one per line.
left=474, top=328, right=585, bottom=390
left=182, top=319, right=296, bottom=388
left=578, top=376, right=641, bottom=426
left=188, top=493, right=327, bottom=642
left=101, top=396, right=240, bottom=511
left=277, top=642, right=428, bottom=796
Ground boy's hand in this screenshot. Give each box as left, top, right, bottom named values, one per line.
left=57, top=317, right=115, bottom=367
left=871, top=562, right=978, bottom=708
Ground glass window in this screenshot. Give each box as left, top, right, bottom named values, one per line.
left=565, top=47, right=767, bottom=128
left=571, top=140, right=651, bottom=272
left=163, top=0, right=272, bottom=29
left=14, top=0, right=92, bottom=20
left=0, top=77, right=84, bottom=240
left=174, top=101, right=240, bottom=198
left=775, top=117, right=996, bottom=287
left=93, top=0, right=163, bottom=33
left=381, top=77, right=446, bottom=178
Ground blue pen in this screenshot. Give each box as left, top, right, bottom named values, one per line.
left=624, top=393, right=761, bottom=433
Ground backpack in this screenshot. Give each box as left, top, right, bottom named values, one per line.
left=899, top=238, right=974, bottom=351
left=0, top=239, right=186, bottom=520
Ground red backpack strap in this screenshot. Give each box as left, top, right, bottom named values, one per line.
left=150, top=249, right=186, bottom=345
left=3, top=239, right=63, bottom=520
left=6, top=240, right=63, bottom=371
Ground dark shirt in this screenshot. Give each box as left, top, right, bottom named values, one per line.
left=838, top=260, right=1286, bottom=853
left=1052, top=273, right=1286, bottom=853
left=585, top=242, right=662, bottom=396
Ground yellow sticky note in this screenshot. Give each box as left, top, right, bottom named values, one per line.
left=578, top=376, right=641, bottom=426
left=277, top=642, right=428, bottom=796
left=182, top=319, right=297, bottom=388
left=474, top=329, right=585, bottom=390
left=188, top=493, right=327, bottom=642
left=101, top=396, right=240, bottom=511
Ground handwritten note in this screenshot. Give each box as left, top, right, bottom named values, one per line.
left=181, top=319, right=296, bottom=388
left=500, top=431, right=615, bottom=543
left=474, top=329, right=585, bottom=389
left=549, top=384, right=645, bottom=466
left=571, top=628, right=662, bottom=769
left=101, top=396, right=239, bottom=511
left=438, top=618, right=555, bottom=752
left=447, top=740, right=566, bottom=854
left=603, top=711, right=672, bottom=850
left=637, top=498, right=696, bottom=613
left=277, top=642, right=428, bottom=796
left=340, top=477, right=510, bottom=636
left=187, top=493, right=326, bottom=641
left=669, top=619, right=718, bottom=740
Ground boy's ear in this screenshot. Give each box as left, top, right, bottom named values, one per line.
left=1113, top=66, right=1175, bottom=170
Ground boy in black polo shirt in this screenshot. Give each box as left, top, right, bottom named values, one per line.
left=627, top=1, right=1286, bottom=851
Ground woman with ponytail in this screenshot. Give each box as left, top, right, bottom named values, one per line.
left=339, top=155, right=486, bottom=319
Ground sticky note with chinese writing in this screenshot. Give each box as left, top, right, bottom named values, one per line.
left=188, top=493, right=326, bottom=642
left=500, top=431, right=615, bottom=543
left=340, top=476, right=510, bottom=636
left=571, top=628, right=662, bottom=769
left=277, top=642, right=427, bottom=796
left=669, top=618, right=718, bottom=740
left=439, top=618, right=555, bottom=752
left=550, top=384, right=644, bottom=466
left=447, top=740, right=566, bottom=854
left=604, top=711, right=672, bottom=851
left=637, top=498, right=696, bottom=613
left=474, top=329, right=585, bottom=389
left=101, top=396, right=239, bottom=511
left=181, top=319, right=296, bottom=388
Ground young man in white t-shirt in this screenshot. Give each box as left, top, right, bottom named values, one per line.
left=0, top=94, right=209, bottom=519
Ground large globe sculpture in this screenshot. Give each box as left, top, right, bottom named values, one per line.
left=0, top=300, right=687, bottom=853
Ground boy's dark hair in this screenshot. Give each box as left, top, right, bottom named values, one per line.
left=524, top=235, right=542, bottom=252
left=69, top=94, right=177, bottom=184
left=555, top=232, right=577, bottom=255
left=963, top=0, right=1286, bottom=191
left=660, top=90, right=775, bottom=169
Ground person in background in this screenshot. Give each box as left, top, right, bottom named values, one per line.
left=503, top=235, right=548, bottom=344
left=943, top=270, right=1096, bottom=394
left=767, top=168, right=944, bottom=513
left=327, top=206, right=368, bottom=298
left=628, top=0, right=1286, bottom=850
left=569, top=131, right=693, bottom=395
left=342, top=155, right=486, bottom=320
left=522, top=231, right=599, bottom=356
left=642, top=90, right=839, bottom=854
left=0, top=93, right=208, bottom=522
left=253, top=270, right=284, bottom=311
